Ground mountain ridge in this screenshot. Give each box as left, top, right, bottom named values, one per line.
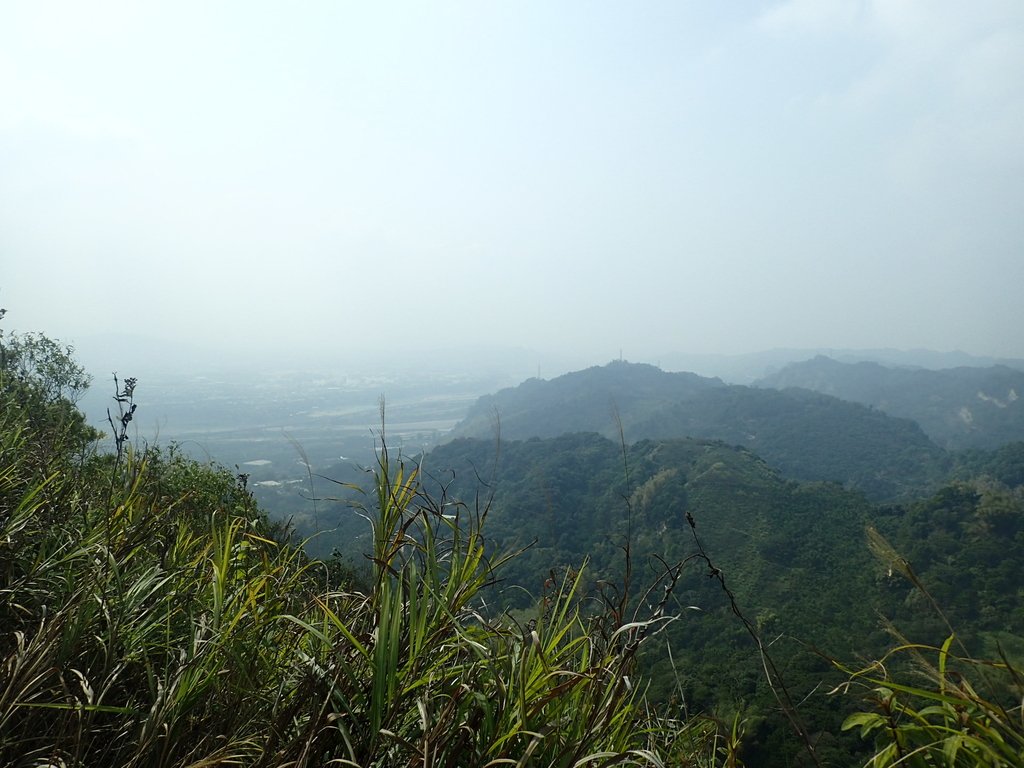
left=448, top=360, right=948, bottom=500
left=756, top=356, right=1024, bottom=449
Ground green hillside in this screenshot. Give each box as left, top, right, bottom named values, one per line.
left=5, top=320, right=1023, bottom=767
left=0, top=324, right=723, bottom=766
left=450, top=360, right=948, bottom=500
left=424, top=433, right=1024, bottom=766
left=757, top=356, right=1024, bottom=450
left=451, top=361, right=724, bottom=440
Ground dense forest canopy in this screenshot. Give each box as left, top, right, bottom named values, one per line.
left=757, top=356, right=1024, bottom=450
left=422, top=432, right=1024, bottom=765
left=450, top=360, right=951, bottom=500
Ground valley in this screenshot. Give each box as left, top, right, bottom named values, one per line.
left=69, top=352, right=1024, bottom=765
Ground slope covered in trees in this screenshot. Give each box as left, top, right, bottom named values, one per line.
left=5, top=319, right=1022, bottom=767
left=424, top=433, right=1024, bottom=766
left=449, top=360, right=948, bottom=500
left=450, top=361, right=724, bottom=440
left=757, top=356, right=1024, bottom=450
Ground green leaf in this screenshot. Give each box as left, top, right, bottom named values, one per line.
left=842, top=711, right=886, bottom=736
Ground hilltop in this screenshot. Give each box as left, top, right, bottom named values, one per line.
left=757, top=356, right=1024, bottom=450
left=448, top=360, right=949, bottom=500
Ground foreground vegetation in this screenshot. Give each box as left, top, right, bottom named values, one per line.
left=2, top=319, right=1022, bottom=766
left=0, top=322, right=725, bottom=765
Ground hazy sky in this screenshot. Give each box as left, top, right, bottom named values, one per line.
left=3, top=1, right=1023, bottom=368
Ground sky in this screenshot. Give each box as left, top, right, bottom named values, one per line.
left=2, top=0, right=1023, bottom=373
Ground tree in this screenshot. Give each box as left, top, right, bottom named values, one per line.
left=0, top=309, right=99, bottom=460
left=0, top=309, right=90, bottom=403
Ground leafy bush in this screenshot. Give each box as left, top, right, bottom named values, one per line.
left=837, top=634, right=1024, bottom=767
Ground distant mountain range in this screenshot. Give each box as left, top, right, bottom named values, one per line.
left=448, top=360, right=949, bottom=500
left=756, top=356, right=1024, bottom=450
left=654, top=348, right=1024, bottom=384
left=419, top=356, right=1024, bottom=765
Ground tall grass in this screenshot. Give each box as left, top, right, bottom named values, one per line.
left=0, top=440, right=312, bottom=766
left=0, top=388, right=722, bottom=765
left=833, top=529, right=1024, bottom=767
left=272, top=441, right=719, bottom=766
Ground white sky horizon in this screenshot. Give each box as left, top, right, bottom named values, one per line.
left=4, top=1, right=1023, bottom=365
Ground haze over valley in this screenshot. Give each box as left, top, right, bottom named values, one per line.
left=4, top=2, right=1024, bottom=765
left=72, top=346, right=1024, bottom=551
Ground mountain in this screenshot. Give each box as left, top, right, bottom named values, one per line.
left=756, top=356, right=1024, bottom=450
left=421, top=433, right=1024, bottom=766
left=448, top=360, right=948, bottom=500
left=424, top=432, right=878, bottom=628
left=654, top=348, right=1024, bottom=384
left=450, top=361, right=725, bottom=440
left=423, top=433, right=880, bottom=764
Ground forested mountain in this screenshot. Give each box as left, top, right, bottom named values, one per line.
left=436, top=361, right=1024, bottom=763
left=656, top=347, right=1024, bottom=384
left=757, top=356, right=1024, bottom=450
left=423, top=433, right=1024, bottom=766
left=6, top=318, right=1024, bottom=767
left=450, top=361, right=724, bottom=439
left=449, top=360, right=948, bottom=500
